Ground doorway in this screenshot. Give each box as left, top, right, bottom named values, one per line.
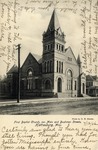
left=57, top=78, right=62, bottom=92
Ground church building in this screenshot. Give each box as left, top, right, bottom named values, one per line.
left=0, top=10, right=86, bottom=99
left=20, top=10, right=86, bottom=98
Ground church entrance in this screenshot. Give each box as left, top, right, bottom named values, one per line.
left=57, top=78, right=62, bottom=92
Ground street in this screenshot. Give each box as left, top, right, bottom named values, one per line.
left=0, top=97, right=98, bottom=115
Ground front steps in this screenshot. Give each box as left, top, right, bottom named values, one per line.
left=57, top=93, right=67, bottom=98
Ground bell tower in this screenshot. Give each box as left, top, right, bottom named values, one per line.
left=42, top=9, right=66, bottom=73
left=42, top=9, right=66, bottom=96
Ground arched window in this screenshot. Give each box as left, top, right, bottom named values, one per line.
left=59, top=45, right=60, bottom=50
left=42, top=63, right=44, bottom=73
left=56, top=44, right=58, bottom=50
left=62, top=45, right=64, bottom=52
left=59, top=61, right=61, bottom=73
left=57, top=61, right=58, bottom=72
left=44, top=62, right=47, bottom=73
left=61, top=62, right=63, bottom=73
left=45, top=80, right=51, bottom=89
left=44, top=45, right=47, bottom=51
left=83, top=83, right=85, bottom=94
left=43, top=62, right=46, bottom=73
left=50, top=61, right=52, bottom=72
left=74, top=81, right=77, bottom=90
left=27, top=69, right=33, bottom=90
left=48, top=45, right=50, bottom=50
left=50, top=44, right=53, bottom=50
left=28, top=70, right=32, bottom=76
left=67, top=70, right=73, bottom=90
left=47, top=61, right=50, bottom=72
left=57, top=78, right=62, bottom=92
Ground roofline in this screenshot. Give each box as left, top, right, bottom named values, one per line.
left=21, top=52, right=40, bottom=69
left=65, top=46, right=79, bottom=66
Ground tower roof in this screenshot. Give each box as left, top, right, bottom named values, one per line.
left=77, top=54, right=81, bottom=65
left=47, top=9, right=62, bottom=33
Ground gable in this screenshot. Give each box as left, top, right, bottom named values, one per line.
left=81, top=73, right=86, bottom=80
left=92, top=75, right=98, bottom=80
left=65, top=47, right=78, bottom=66
left=86, top=75, right=94, bottom=81
left=21, top=53, right=40, bottom=76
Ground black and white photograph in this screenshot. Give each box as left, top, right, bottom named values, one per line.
left=0, top=0, right=98, bottom=115
left=0, top=1, right=98, bottom=150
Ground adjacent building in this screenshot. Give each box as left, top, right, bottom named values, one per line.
left=86, top=75, right=98, bottom=97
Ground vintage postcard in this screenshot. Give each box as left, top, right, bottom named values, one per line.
left=0, top=0, right=98, bottom=149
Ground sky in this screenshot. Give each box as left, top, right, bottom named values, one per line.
left=0, top=0, right=98, bottom=77
left=18, top=9, right=82, bottom=63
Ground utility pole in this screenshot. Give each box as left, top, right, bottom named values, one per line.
left=16, top=44, right=21, bottom=103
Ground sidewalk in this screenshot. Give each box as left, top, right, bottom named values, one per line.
left=0, top=97, right=98, bottom=115
left=0, top=97, right=98, bottom=106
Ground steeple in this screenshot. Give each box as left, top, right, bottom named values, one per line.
left=42, top=9, right=65, bottom=57
left=46, top=9, right=63, bottom=34
left=77, top=54, right=82, bottom=75
left=42, top=9, right=66, bottom=87
left=77, top=54, right=81, bottom=67
left=43, top=9, right=65, bottom=44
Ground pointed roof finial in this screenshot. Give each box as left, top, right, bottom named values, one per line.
left=46, top=9, right=62, bottom=33
left=77, top=54, right=81, bottom=65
